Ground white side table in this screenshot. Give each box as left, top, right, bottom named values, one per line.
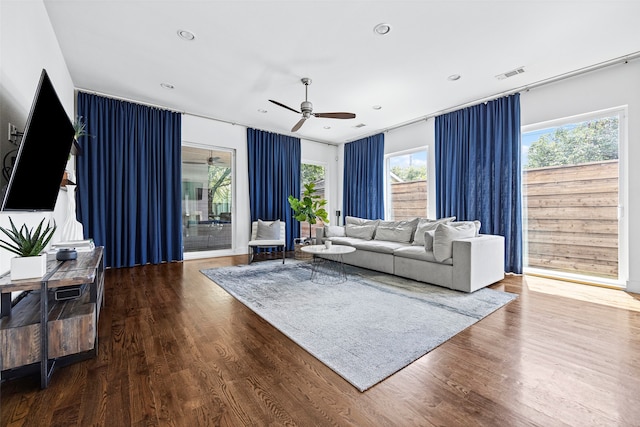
left=301, top=245, right=356, bottom=284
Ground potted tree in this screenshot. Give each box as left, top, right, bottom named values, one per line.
left=288, top=182, right=329, bottom=242
left=0, top=218, right=56, bottom=281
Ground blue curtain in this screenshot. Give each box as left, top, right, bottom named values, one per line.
left=342, top=134, right=385, bottom=220
left=435, top=94, right=522, bottom=273
left=247, top=128, right=300, bottom=250
left=76, top=92, right=183, bottom=268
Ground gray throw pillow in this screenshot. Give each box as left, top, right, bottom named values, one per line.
left=256, top=219, right=281, bottom=240
left=374, top=218, right=418, bottom=243
left=432, top=222, right=476, bottom=262
left=423, top=230, right=435, bottom=251
left=345, top=216, right=379, bottom=227
left=324, top=225, right=346, bottom=238
left=345, top=224, right=376, bottom=240
left=412, top=216, right=456, bottom=246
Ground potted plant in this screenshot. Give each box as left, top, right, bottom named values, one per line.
left=288, top=182, right=329, bottom=241
left=0, top=218, right=56, bottom=280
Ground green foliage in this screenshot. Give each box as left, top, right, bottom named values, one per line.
left=391, top=165, right=427, bottom=182
left=72, top=116, right=90, bottom=141
left=525, top=117, right=619, bottom=169
left=301, top=164, right=325, bottom=186
left=0, top=218, right=56, bottom=257
left=288, top=182, right=329, bottom=238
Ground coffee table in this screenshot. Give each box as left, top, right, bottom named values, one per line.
left=300, top=244, right=356, bottom=284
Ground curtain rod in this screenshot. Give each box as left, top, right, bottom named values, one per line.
left=73, top=88, right=339, bottom=147
left=345, top=51, right=640, bottom=143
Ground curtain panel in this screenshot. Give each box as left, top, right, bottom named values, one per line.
left=342, top=134, right=385, bottom=221
left=247, top=128, right=300, bottom=250
left=435, top=93, right=523, bottom=273
left=76, top=92, right=183, bottom=268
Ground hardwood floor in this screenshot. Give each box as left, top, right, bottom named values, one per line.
left=2, top=255, right=640, bottom=426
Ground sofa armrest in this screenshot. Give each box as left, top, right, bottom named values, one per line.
left=452, top=234, right=505, bottom=292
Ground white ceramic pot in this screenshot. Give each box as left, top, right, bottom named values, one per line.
left=11, top=254, right=47, bottom=281
left=325, top=241, right=332, bottom=249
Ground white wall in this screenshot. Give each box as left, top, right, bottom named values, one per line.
left=520, top=60, right=640, bottom=292
left=0, top=0, right=74, bottom=275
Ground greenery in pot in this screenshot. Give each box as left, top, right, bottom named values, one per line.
left=0, top=217, right=56, bottom=257
left=72, top=116, right=89, bottom=142
left=288, top=182, right=329, bottom=241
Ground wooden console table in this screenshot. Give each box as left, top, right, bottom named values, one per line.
left=0, top=247, right=104, bottom=388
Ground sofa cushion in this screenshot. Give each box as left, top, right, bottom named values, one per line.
left=345, top=216, right=380, bottom=227
left=393, top=245, right=452, bottom=265
left=256, top=219, right=281, bottom=240
left=412, top=217, right=456, bottom=246
left=324, top=225, right=346, bottom=238
left=345, top=224, right=376, bottom=240
left=433, top=222, right=477, bottom=262
left=329, top=236, right=365, bottom=246
left=351, top=239, right=408, bottom=254
left=374, top=218, right=418, bottom=243
left=423, top=230, right=435, bottom=251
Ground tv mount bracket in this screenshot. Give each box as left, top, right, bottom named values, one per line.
left=8, top=123, right=23, bottom=146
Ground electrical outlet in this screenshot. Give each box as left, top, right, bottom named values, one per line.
left=8, top=122, right=18, bottom=142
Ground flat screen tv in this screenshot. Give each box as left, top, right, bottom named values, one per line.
left=1, top=69, right=75, bottom=211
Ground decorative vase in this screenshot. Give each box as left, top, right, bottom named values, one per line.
left=60, top=184, right=84, bottom=242
left=11, top=254, right=47, bottom=281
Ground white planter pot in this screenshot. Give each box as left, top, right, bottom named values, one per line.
left=11, top=254, right=47, bottom=281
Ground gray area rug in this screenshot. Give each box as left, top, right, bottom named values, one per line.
left=201, top=260, right=517, bottom=391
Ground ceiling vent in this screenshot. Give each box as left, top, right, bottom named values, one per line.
left=495, top=67, right=525, bottom=80
left=354, top=123, right=367, bottom=128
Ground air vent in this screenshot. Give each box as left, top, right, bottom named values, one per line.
left=354, top=123, right=367, bottom=128
left=495, top=66, right=525, bottom=80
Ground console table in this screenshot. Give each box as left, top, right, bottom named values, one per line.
left=0, top=247, right=104, bottom=388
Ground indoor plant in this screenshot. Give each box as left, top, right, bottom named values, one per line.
left=0, top=217, right=56, bottom=280
left=288, top=182, right=329, bottom=241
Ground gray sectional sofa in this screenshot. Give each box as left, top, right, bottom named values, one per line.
left=315, top=216, right=505, bottom=292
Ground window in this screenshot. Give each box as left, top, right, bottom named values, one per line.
left=385, top=149, right=428, bottom=220
left=181, top=146, right=234, bottom=252
left=300, top=163, right=326, bottom=240
left=522, top=110, right=623, bottom=284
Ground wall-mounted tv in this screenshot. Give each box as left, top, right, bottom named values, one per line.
left=1, top=69, right=75, bottom=211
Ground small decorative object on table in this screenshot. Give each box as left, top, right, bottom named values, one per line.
left=0, top=217, right=56, bottom=281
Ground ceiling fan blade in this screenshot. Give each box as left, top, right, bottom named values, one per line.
left=313, top=112, right=356, bottom=119
left=269, top=99, right=301, bottom=114
left=291, top=118, right=306, bottom=132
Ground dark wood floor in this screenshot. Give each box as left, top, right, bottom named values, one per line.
left=2, top=254, right=640, bottom=426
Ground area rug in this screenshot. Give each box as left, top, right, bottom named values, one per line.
left=201, top=260, right=516, bottom=391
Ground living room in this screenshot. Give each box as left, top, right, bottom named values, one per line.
left=1, top=1, right=640, bottom=425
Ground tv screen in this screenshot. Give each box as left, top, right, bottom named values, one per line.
left=1, top=69, right=75, bottom=211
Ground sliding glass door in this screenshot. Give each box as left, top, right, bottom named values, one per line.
left=181, top=146, right=234, bottom=253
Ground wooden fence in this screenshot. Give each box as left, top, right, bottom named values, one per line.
left=523, top=160, right=618, bottom=279
left=391, top=180, right=428, bottom=221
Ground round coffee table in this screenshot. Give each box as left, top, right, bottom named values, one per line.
left=300, top=244, right=356, bottom=284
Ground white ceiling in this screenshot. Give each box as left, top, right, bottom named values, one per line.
left=43, top=0, right=640, bottom=144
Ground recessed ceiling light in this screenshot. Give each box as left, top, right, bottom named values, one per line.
left=160, top=83, right=175, bottom=89
left=373, top=23, right=391, bottom=35
left=177, top=29, right=195, bottom=41
left=448, top=74, right=461, bottom=81
left=372, top=105, right=382, bottom=110
left=323, top=126, right=331, bottom=130
left=258, top=109, right=268, bottom=113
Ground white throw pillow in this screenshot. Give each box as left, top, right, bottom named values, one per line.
left=374, top=218, right=418, bottom=243
left=433, top=222, right=477, bottom=262
left=324, top=225, right=346, bottom=238
left=345, top=216, right=379, bottom=227
left=412, top=217, right=456, bottom=246
left=256, top=219, right=280, bottom=240
left=423, top=230, right=435, bottom=251
left=449, top=220, right=481, bottom=236
left=345, top=224, right=376, bottom=240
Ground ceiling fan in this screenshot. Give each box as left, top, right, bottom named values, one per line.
left=269, top=78, right=356, bottom=132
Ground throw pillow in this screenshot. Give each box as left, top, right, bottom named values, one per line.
left=449, top=220, right=482, bottom=236
left=345, top=216, right=379, bottom=227
left=412, top=216, right=456, bottom=246
left=324, top=225, right=346, bottom=238
left=374, top=218, right=418, bottom=243
left=256, top=219, right=281, bottom=240
left=345, top=224, right=376, bottom=240
left=433, top=222, right=477, bottom=262
left=423, top=230, right=435, bottom=251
